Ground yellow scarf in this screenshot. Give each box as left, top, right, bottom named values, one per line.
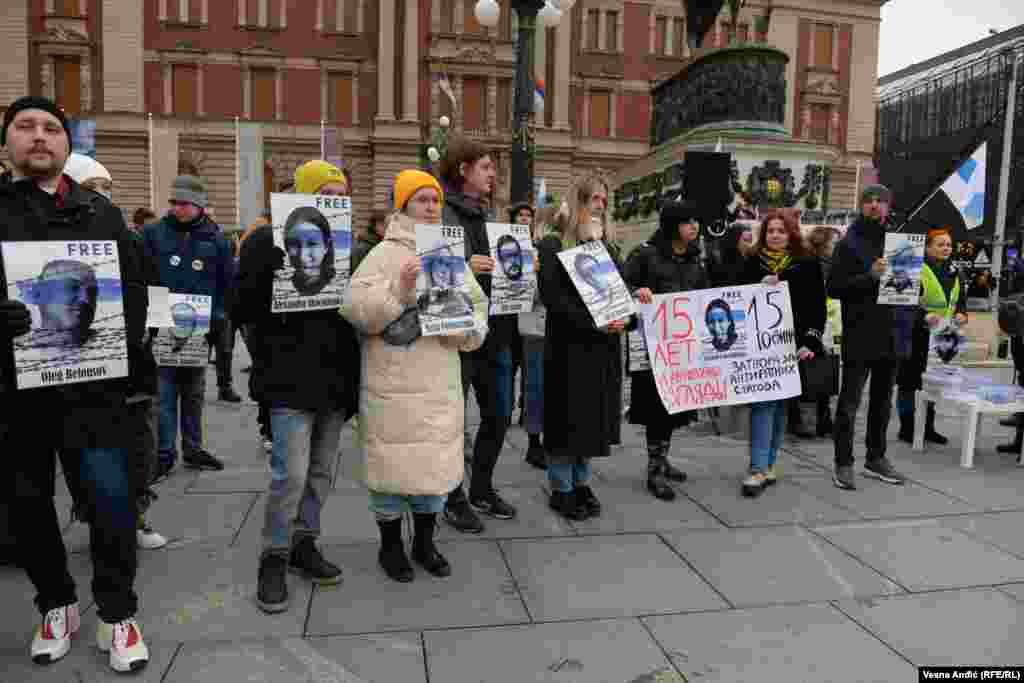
left=759, top=247, right=791, bottom=274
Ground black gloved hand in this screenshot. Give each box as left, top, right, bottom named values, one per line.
left=271, top=247, right=286, bottom=272
left=0, top=299, right=32, bottom=340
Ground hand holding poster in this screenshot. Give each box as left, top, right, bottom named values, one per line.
left=486, top=222, right=536, bottom=315
left=878, top=233, right=925, bottom=305
left=638, top=284, right=801, bottom=414
left=556, top=240, right=635, bottom=328
left=2, top=240, right=127, bottom=389
left=416, top=223, right=476, bottom=336
left=153, top=293, right=212, bottom=367
left=270, top=193, right=352, bottom=312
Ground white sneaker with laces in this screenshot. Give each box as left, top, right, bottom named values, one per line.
left=97, top=618, right=149, bottom=673
left=30, top=602, right=80, bottom=665
left=137, top=525, right=168, bottom=549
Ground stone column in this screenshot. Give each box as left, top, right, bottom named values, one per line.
left=553, top=16, right=570, bottom=129
left=103, top=0, right=145, bottom=112
left=402, top=0, right=419, bottom=121
left=487, top=75, right=497, bottom=134
left=376, top=0, right=396, bottom=121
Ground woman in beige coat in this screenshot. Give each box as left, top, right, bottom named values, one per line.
left=341, top=170, right=488, bottom=583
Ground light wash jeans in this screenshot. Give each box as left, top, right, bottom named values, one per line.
left=368, top=492, right=447, bottom=522
left=749, top=399, right=787, bottom=473
left=547, top=461, right=593, bottom=493
left=261, top=407, right=346, bottom=556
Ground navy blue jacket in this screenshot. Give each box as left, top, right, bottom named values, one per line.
left=143, top=212, right=234, bottom=321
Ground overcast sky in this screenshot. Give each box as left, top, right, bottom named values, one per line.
left=878, top=1, right=1024, bottom=77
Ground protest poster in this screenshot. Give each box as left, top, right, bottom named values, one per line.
left=416, top=223, right=476, bottom=337
left=557, top=240, right=635, bottom=328
left=145, top=286, right=173, bottom=328
left=2, top=240, right=127, bottom=389
left=486, top=222, right=536, bottom=315
left=637, top=284, right=801, bottom=414
left=270, top=192, right=352, bottom=313
left=153, top=293, right=212, bottom=367
left=627, top=327, right=650, bottom=372
left=878, top=233, right=925, bottom=305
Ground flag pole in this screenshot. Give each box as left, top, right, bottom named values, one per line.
left=320, top=119, right=325, bottom=160
left=147, top=112, right=154, bottom=212
left=990, top=50, right=1021, bottom=313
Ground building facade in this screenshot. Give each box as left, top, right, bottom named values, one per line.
left=1, top=0, right=884, bottom=230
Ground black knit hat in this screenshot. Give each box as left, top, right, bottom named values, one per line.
left=507, top=201, right=534, bottom=222
left=659, top=200, right=700, bottom=233
left=1, top=96, right=72, bottom=147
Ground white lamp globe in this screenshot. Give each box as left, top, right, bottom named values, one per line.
left=474, top=0, right=500, bottom=28
left=427, top=147, right=441, bottom=163
left=439, top=115, right=451, bottom=128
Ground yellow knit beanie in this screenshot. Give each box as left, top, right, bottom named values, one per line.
left=393, top=170, right=444, bottom=211
left=294, top=160, right=347, bottom=195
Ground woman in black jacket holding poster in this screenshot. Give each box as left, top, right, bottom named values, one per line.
left=738, top=210, right=826, bottom=498
left=623, top=201, right=709, bottom=501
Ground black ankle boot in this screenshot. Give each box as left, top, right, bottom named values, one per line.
left=923, top=404, right=947, bottom=445
left=997, top=425, right=1024, bottom=454
left=377, top=518, right=414, bottom=583
left=646, top=454, right=676, bottom=501
left=897, top=413, right=915, bottom=443
left=411, top=513, right=451, bottom=577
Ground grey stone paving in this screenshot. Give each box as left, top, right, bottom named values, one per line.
left=5, top=354, right=1024, bottom=680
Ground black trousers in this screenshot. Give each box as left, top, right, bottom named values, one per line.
left=833, top=359, right=900, bottom=467
left=214, top=317, right=237, bottom=389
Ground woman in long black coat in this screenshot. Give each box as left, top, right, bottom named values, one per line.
left=538, top=200, right=626, bottom=523
left=623, top=200, right=709, bottom=501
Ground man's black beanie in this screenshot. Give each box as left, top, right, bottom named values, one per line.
left=1, top=96, right=72, bottom=147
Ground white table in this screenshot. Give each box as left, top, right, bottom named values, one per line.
left=913, top=381, right=1024, bottom=468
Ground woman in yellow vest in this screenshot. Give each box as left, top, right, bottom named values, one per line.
left=896, top=228, right=967, bottom=444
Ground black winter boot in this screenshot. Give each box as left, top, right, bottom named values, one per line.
left=646, top=444, right=676, bottom=501
left=289, top=536, right=343, bottom=585
left=256, top=554, right=290, bottom=613
left=411, top=513, right=451, bottom=577
left=997, top=424, right=1024, bottom=455
left=377, top=518, right=414, bottom=583
left=923, top=404, right=947, bottom=445
left=659, top=441, right=687, bottom=483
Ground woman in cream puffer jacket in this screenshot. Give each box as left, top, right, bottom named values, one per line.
left=340, top=169, right=487, bottom=583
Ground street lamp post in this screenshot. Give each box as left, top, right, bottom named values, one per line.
left=475, top=0, right=566, bottom=205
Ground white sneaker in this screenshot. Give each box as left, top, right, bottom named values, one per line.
left=97, top=618, right=149, bottom=673
left=30, top=602, right=80, bottom=665
left=137, top=525, right=168, bottom=550
left=262, top=438, right=273, bottom=453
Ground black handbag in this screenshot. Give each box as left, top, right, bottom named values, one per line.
left=799, top=352, right=839, bottom=399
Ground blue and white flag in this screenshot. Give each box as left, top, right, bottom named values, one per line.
left=940, top=142, right=987, bottom=231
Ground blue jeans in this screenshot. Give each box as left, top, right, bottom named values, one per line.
left=157, top=366, right=206, bottom=464
left=750, top=399, right=787, bottom=473
left=369, top=492, right=447, bottom=521
left=522, top=337, right=545, bottom=435
left=262, top=408, right=346, bottom=556
left=547, top=461, right=593, bottom=493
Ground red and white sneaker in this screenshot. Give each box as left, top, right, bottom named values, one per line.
left=96, top=617, right=149, bottom=673
left=30, top=602, right=81, bottom=665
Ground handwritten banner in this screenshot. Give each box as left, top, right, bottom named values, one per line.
left=638, top=284, right=801, bottom=413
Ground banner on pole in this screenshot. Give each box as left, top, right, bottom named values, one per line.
left=637, top=284, right=801, bottom=414
left=940, top=142, right=987, bottom=231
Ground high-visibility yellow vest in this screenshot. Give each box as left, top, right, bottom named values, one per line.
left=920, top=262, right=960, bottom=319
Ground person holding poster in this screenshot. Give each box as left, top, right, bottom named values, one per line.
left=624, top=200, right=708, bottom=501
left=828, top=185, right=915, bottom=490
left=536, top=175, right=624, bottom=521
left=896, top=228, right=968, bottom=447
left=0, top=95, right=151, bottom=672
left=737, top=211, right=826, bottom=497
left=437, top=137, right=518, bottom=532
left=342, top=169, right=486, bottom=583
left=144, top=175, right=233, bottom=477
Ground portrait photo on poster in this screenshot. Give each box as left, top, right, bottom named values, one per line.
left=152, top=293, right=212, bottom=367
left=878, top=233, right=925, bottom=305
left=701, top=294, right=749, bottom=360
left=486, top=222, right=536, bottom=316
left=415, top=223, right=477, bottom=337
left=1, top=240, right=127, bottom=389
left=270, top=193, right=352, bottom=312
left=556, top=240, right=634, bottom=328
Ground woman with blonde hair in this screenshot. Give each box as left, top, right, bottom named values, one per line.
left=341, top=170, right=488, bottom=582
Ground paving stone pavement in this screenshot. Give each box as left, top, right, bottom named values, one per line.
left=6, top=353, right=1024, bottom=680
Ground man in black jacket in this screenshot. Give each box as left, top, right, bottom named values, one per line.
left=234, top=179, right=361, bottom=614
left=0, top=96, right=150, bottom=672
left=828, top=185, right=915, bottom=490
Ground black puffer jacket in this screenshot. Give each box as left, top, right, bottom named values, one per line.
left=624, top=234, right=709, bottom=296
left=234, top=226, right=360, bottom=415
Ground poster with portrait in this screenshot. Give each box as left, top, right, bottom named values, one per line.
left=556, top=240, right=635, bottom=328
left=415, top=223, right=476, bottom=337
left=152, top=293, right=212, bottom=367
left=627, top=327, right=650, bottom=372
left=877, top=233, right=925, bottom=306
left=637, top=284, right=801, bottom=414
left=270, top=193, right=352, bottom=313
left=486, top=222, right=536, bottom=316
left=2, top=241, right=127, bottom=389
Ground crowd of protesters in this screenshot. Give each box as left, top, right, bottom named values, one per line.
left=0, top=94, right=982, bottom=674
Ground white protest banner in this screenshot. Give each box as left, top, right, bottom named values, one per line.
left=153, top=293, right=212, bottom=367
left=557, top=240, right=635, bottom=328
left=2, top=240, right=128, bottom=389
left=637, top=284, right=801, bottom=413
left=878, top=233, right=925, bottom=305
left=270, top=193, right=352, bottom=313
left=416, top=223, right=476, bottom=337
left=486, top=222, right=536, bottom=315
